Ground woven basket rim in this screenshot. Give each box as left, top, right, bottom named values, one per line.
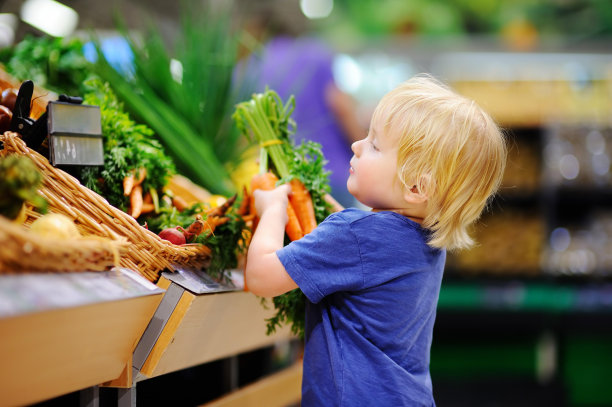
left=1, top=132, right=211, bottom=281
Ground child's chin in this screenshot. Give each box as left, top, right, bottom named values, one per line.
left=346, top=186, right=357, bottom=199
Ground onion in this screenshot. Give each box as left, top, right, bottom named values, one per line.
left=1, top=88, right=17, bottom=111
left=0, top=105, right=12, bottom=133
left=30, top=213, right=81, bottom=239
left=159, top=227, right=186, bottom=245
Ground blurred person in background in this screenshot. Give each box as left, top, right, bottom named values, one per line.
left=235, top=0, right=366, bottom=208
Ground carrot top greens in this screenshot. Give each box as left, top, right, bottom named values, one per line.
left=233, top=88, right=331, bottom=222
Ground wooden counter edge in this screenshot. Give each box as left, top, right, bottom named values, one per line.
left=200, top=360, right=303, bottom=407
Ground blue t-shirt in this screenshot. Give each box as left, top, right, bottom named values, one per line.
left=277, top=208, right=445, bottom=406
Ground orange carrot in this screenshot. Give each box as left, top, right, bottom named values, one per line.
left=180, top=214, right=206, bottom=242
left=284, top=201, right=305, bottom=240
left=123, top=167, right=147, bottom=196
left=135, top=167, right=147, bottom=185
left=172, top=195, right=189, bottom=212
left=123, top=173, right=135, bottom=196
left=242, top=213, right=256, bottom=223
left=288, top=179, right=317, bottom=234
left=236, top=185, right=250, bottom=216
left=130, top=184, right=143, bottom=218
left=250, top=172, right=303, bottom=241
left=202, top=216, right=230, bottom=236
left=140, top=202, right=156, bottom=214
left=186, top=214, right=205, bottom=237
left=207, top=194, right=237, bottom=217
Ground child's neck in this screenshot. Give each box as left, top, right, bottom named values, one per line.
left=371, top=208, right=424, bottom=224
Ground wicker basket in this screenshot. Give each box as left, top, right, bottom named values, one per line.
left=0, top=214, right=128, bottom=273
left=0, top=132, right=212, bottom=281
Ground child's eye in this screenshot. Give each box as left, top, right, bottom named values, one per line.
left=370, top=140, right=380, bottom=151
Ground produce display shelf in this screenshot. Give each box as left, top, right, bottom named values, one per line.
left=202, top=360, right=303, bottom=407
left=0, top=268, right=164, bottom=407
left=431, top=52, right=612, bottom=128
left=125, top=268, right=294, bottom=386
left=438, top=279, right=612, bottom=313
left=434, top=278, right=612, bottom=406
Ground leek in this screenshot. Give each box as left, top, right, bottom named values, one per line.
left=92, top=3, right=248, bottom=196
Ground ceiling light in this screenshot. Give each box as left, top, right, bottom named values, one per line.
left=300, top=0, right=333, bottom=19
left=20, top=0, right=78, bottom=37
left=0, top=14, right=17, bottom=47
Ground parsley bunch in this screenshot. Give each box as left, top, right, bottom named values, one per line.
left=0, top=34, right=92, bottom=96
left=80, top=79, right=175, bottom=212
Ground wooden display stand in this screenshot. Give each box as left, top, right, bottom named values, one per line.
left=202, top=360, right=303, bottom=407
left=0, top=269, right=165, bottom=407
left=128, top=272, right=294, bottom=384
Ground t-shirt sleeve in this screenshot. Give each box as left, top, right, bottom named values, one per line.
left=276, top=212, right=364, bottom=304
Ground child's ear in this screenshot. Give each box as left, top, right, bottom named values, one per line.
left=403, top=174, right=430, bottom=204
left=404, top=184, right=428, bottom=204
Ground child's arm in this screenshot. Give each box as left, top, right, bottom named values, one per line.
left=246, top=184, right=299, bottom=297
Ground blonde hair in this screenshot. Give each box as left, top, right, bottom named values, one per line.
left=372, top=74, right=507, bottom=251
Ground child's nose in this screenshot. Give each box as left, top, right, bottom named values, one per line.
left=351, top=139, right=362, bottom=155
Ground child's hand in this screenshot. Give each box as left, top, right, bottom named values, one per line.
left=254, top=183, right=292, bottom=220
left=247, top=182, right=298, bottom=297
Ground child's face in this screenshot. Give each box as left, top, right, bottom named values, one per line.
left=347, top=119, right=408, bottom=210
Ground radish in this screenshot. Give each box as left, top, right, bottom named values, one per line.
left=159, top=227, right=186, bottom=245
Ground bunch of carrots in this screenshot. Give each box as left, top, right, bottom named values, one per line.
left=234, top=88, right=340, bottom=308
left=123, top=168, right=197, bottom=220
left=249, top=173, right=316, bottom=241
left=234, top=89, right=319, bottom=243
left=234, top=88, right=343, bottom=338
left=123, top=167, right=148, bottom=218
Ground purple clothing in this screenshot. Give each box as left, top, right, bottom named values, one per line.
left=250, top=36, right=354, bottom=206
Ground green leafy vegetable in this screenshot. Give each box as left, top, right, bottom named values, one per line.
left=290, top=140, right=332, bottom=224
left=80, top=78, right=175, bottom=211
left=91, top=3, right=250, bottom=196
left=204, top=207, right=249, bottom=279
left=145, top=197, right=248, bottom=280
left=264, top=291, right=306, bottom=339
left=0, top=155, right=47, bottom=219
left=0, top=34, right=93, bottom=96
